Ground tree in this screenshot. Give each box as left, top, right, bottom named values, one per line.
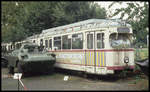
left=2, top=2, right=27, bottom=42
left=2, top=1, right=107, bottom=43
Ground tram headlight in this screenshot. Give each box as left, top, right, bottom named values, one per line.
left=124, top=56, right=129, bottom=63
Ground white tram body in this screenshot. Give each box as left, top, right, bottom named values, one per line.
left=2, top=42, right=15, bottom=51
left=2, top=19, right=135, bottom=75
left=38, top=19, right=135, bottom=75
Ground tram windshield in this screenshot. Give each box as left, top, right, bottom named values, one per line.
left=109, top=33, right=132, bottom=48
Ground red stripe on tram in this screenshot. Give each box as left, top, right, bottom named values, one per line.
left=48, top=49, right=134, bottom=52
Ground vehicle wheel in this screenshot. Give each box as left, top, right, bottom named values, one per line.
left=17, top=62, right=23, bottom=73
left=15, top=60, right=19, bottom=67
left=1, top=59, right=8, bottom=68
left=49, top=67, right=54, bottom=74
left=8, top=66, right=14, bottom=74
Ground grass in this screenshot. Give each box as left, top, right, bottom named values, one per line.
left=134, top=48, right=149, bottom=61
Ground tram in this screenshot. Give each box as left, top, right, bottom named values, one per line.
left=38, top=19, right=135, bottom=75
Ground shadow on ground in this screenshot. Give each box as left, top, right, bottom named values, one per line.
left=12, top=67, right=148, bottom=83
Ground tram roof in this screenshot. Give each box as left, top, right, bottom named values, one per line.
left=41, top=19, right=131, bottom=36
left=26, top=34, right=40, bottom=40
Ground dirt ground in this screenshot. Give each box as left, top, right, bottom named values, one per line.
left=1, top=67, right=149, bottom=91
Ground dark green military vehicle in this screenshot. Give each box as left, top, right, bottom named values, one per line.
left=6, top=42, right=56, bottom=76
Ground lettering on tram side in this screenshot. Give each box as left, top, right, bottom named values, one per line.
left=44, top=21, right=114, bottom=35
left=61, top=22, right=103, bottom=33
left=56, top=54, right=84, bottom=59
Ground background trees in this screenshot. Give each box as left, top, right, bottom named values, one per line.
left=2, top=1, right=106, bottom=43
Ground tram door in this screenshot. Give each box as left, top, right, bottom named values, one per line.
left=95, top=32, right=106, bottom=74
left=85, top=32, right=96, bottom=73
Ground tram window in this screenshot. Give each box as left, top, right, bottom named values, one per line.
left=3, top=46, right=5, bottom=51
left=97, top=33, right=104, bottom=49
left=9, top=45, right=11, bottom=51
left=40, top=39, right=43, bottom=46
left=2, top=46, right=4, bottom=51
left=4, top=46, right=6, bottom=51
left=72, top=33, right=83, bottom=49
left=33, top=40, right=35, bottom=43
left=16, top=44, right=19, bottom=49
left=54, top=36, right=61, bottom=49
left=2, top=46, right=3, bottom=51
left=19, top=43, right=21, bottom=48
left=45, top=40, right=48, bottom=48
left=109, top=33, right=131, bottom=48
left=49, top=39, right=52, bottom=49
left=62, top=35, right=71, bottom=49
left=87, top=34, right=93, bottom=49
left=11, top=45, right=13, bottom=50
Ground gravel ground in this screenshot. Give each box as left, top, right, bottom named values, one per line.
left=1, top=68, right=149, bottom=91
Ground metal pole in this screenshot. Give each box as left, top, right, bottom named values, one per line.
left=146, top=27, right=149, bottom=48
left=147, top=35, right=149, bottom=48
left=18, top=75, right=19, bottom=90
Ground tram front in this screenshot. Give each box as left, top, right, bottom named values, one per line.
left=108, top=27, right=135, bottom=74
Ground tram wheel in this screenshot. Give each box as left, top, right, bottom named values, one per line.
left=17, top=62, right=23, bottom=73
left=8, top=66, right=14, bottom=74
left=83, top=72, right=87, bottom=78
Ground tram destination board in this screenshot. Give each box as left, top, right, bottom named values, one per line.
left=117, top=27, right=130, bottom=33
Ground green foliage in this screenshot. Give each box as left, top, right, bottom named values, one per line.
left=2, top=1, right=107, bottom=43
left=2, top=2, right=27, bottom=42
left=135, top=48, right=149, bottom=61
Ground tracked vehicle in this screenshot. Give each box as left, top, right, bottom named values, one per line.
left=7, top=42, right=56, bottom=76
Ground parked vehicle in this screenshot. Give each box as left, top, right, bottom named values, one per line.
left=6, top=42, right=56, bottom=76
left=135, top=58, right=149, bottom=76
left=1, top=56, right=8, bottom=68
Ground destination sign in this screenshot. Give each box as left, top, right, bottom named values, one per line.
left=117, top=27, right=130, bottom=33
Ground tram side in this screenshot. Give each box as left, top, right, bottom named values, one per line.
left=37, top=20, right=135, bottom=75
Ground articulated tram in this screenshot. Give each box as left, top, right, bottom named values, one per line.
left=2, top=19, right=135, bottom=75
